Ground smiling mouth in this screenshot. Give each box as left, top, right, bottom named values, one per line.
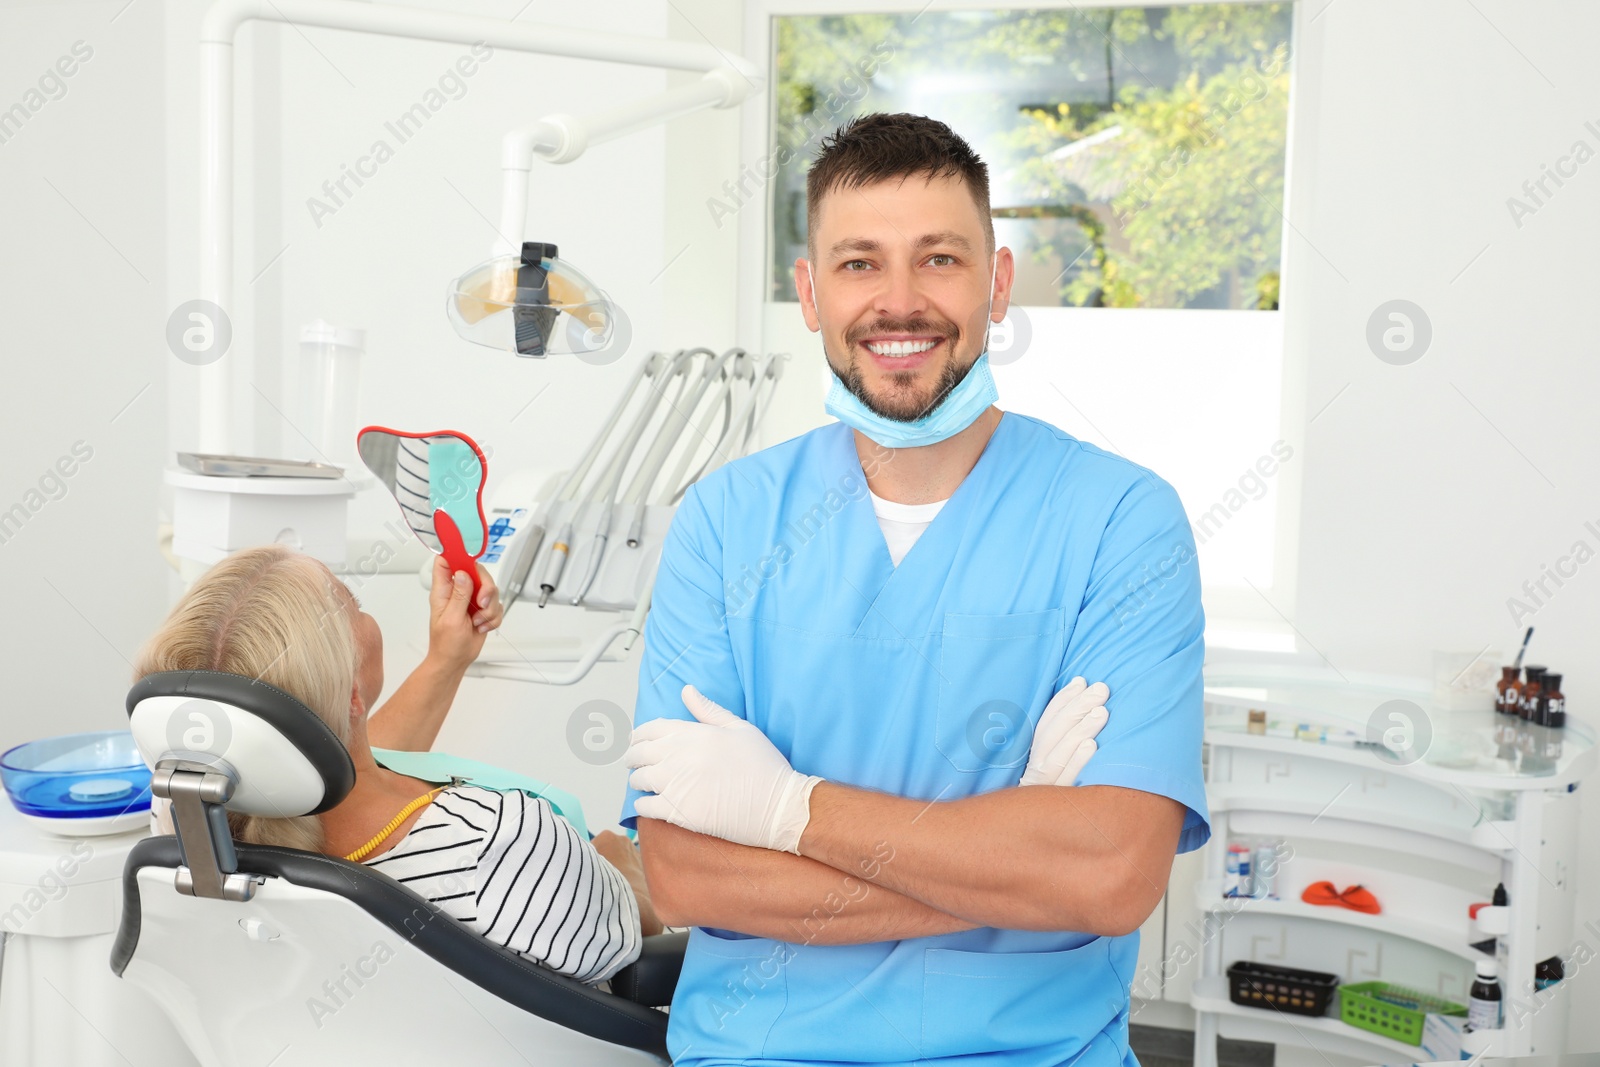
left=861, top=337, right=942, bottom=357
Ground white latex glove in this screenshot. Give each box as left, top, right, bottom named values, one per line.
left=626, top=685, right=822, bottom=854
left=1020, top=676, right=1110, bottom=787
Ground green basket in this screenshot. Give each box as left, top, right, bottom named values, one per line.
left=1338, top=981, right=1467, bottom=1045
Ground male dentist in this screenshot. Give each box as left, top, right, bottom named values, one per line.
left=622, top=112, right=1208, bottom=1067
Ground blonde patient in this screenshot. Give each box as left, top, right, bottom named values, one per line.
left=134, top=543, right=662, bottom=986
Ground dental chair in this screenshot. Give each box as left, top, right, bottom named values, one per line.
left=113, top=670, right=684, bottom=1067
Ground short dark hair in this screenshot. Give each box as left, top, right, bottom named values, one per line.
left=805, top=113, right=993, bottom=258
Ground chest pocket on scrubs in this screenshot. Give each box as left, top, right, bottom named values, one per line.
left=934, top=609, right=1066, bottom=775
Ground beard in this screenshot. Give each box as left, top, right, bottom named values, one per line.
left=835, top=316, right=973, bottom=423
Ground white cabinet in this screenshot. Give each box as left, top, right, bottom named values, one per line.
left=1179, top=673, right=1592, bottom=1066
left=0, top=804, right=198, bottom=1065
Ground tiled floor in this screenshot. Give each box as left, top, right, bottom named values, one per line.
left=1129, top=1024, right=1275, bottom=1067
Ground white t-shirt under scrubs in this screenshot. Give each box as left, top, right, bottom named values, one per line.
left=869, top=489, right=948, bottom=566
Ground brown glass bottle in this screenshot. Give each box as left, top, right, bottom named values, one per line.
left=1496, top=666, right=1521, bottom=715
left=1520, top=666, right=1547, bottom=720
left=1540, top=672, right=1564, bottom=728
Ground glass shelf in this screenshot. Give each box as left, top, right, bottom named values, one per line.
left=1204, top=673, right=1595, bottom=790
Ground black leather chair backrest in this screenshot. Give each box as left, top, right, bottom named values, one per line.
left=115, top=837, right=671, bottom=1056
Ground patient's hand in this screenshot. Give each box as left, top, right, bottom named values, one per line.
left=427, top=556, right=503, bottom=670
left=1020, top=677, right=1109, bottom=787
left=593, top=831, right=665, bottom=936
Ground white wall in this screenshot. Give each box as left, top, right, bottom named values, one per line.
left=1283, top=1, right=1600, bottom=1051
left=0, top=0, right=170, bottom=752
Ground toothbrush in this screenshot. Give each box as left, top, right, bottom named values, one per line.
left=1512, top=626, right=1534, bottom=670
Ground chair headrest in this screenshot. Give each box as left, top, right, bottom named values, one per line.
left=126, top=671, right=356, bottom=817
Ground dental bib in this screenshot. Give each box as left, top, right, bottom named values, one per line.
left=812, top=253, right=1000, bottom=449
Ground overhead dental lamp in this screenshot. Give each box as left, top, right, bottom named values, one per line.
left=447, top=241, right=614, bottom=358
left=190, top=4, right=761, bottom=451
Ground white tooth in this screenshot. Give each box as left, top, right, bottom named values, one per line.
left=867, top=339, right=936, bottom=356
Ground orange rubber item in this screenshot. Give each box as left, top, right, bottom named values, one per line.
left=1301, top=881, right=1342, bottom=906
left=1337, top=884, right=1381, bottom=914
left=1299, top=880, right=1382, bottom=914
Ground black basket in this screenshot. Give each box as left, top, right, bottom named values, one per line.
left=1226, top=960, right=1339, bottom=1017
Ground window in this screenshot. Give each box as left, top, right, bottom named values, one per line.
left=769, top=5, right=1292, bottom=310
left=757, top=2, right=1299, bottom=634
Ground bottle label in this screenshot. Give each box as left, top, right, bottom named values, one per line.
left=1548, top=697, right=1564, bottom=714
left=1468, top=996, right=1501, bottom=1031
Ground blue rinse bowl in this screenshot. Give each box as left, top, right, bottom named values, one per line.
left=1, top=731, right=153, bottom=823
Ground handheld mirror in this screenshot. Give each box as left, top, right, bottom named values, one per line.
left=357, top=426, right=488, bottom=606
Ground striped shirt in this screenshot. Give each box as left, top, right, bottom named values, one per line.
left=362, top=785, right=642, bottom=984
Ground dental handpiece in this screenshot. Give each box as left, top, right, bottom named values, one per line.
left=500, top=522, right=545, bottom=611
left=537, top=522, right=573, bottom=607
left=570, top=502, right=616, bottom=607
left=570, top=531, right=609, bottom=606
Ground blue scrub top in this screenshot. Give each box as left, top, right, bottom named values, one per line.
left=622, top=413, right=1209, bottom=1067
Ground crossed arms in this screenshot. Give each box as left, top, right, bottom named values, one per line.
left=630, top=680, right=1187, bottom=945
left=639, top=783, right=1183, bottom=945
